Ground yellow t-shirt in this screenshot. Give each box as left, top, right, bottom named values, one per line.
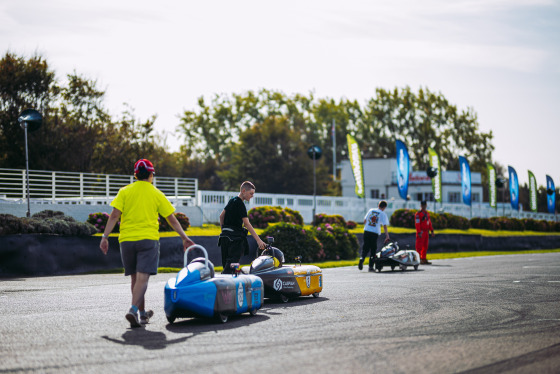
left=111, top=181, right=175, bottom=242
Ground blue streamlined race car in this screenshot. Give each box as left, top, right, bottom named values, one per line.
left=164, top=245, right=264, bottom=324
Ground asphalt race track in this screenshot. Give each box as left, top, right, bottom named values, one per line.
left=1, top=253, right=559, bottom=374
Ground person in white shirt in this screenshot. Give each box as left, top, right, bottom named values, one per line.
left=359, top=200, right=390, bottom=272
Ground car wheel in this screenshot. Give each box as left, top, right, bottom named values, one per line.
left=414, top=265, right=419, bottom=271
left=391, top=265, right=395, bottom=271
left=280, top=294, right=289, bottom=303
left=312, top=292, right=320, bottom=298
left=401, top=265, right=407, bottom=271
left=249, top=308, right=258, bottom=316
left=166, top=315, right=176, bottom=324
left=217, top=313, right=228, bottom=323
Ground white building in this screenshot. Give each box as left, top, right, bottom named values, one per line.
left=340, top=158, right=483, bottom=203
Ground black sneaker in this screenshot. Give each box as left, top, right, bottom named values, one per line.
left=358, top=258, right=364, bottom=270
left=126, top=310, right=141, bottom=328
left=368, top=268, right=374, bottom=272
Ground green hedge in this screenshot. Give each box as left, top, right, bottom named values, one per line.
left=248, top=206, right=303, bottom=229
left=260, top=222, right=323, bottom=262
left=390, top=208, right=559, bottom=232
left=390, top=209, right=469, bottom=230
left=260, top=221, right=359, bottom=262
left=470, top=217, right=559, bottom=232
left=0, top=210, right=97, bottom=236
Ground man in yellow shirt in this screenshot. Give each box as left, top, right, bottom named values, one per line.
left=99, top=159, right=195, bottom=328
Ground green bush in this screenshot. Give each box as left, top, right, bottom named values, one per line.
left=87, top=212, right=118, bottom=233
left=158, top=212, right=190, bottom=232
left=314, top=214, right=347, bottom=227
left=248, top=206, right=303, bottom=228
left=430, top=212, right=448, bottom=230
left=0, top=211, right=97, bottom=236
left=390, top=209, right=470, bottom=230
left=260, top=222, right=324, bottom=262
left=389, top=209, right=416, bottom=228
left=442, top=213, right=470, bottom=230
left=470, top=217, right=500, bottom=230
left=312, top=223, right=359, bottom=260
left=0, top=214, right=24, bottom=236
left=522, top=218, right=549, bottom=232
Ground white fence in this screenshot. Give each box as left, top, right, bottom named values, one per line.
left=0, top=168, right=198, bottom=206
left=1, top=168, right=556, bottom=224
left=197, top=190, right=557, bottom=224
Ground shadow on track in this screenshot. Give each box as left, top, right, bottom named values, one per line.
left=102, top=329, right=190, bottom=350
left=166, top=313, right=269, bottom=334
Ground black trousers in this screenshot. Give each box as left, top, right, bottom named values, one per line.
left=361, top=231, right=379, bottom=267
left=221, top=239, right=244, bottom=274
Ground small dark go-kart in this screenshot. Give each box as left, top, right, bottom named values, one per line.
left=372, top=241, right=420, bottom=272
left=164, top=245, right=264, bottom=324
left=242, top=237, right=323, bottom=303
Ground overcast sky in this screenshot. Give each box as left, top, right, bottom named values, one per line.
left=1, top=0, right=559, bottom=186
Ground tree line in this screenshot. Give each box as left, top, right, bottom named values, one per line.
left=1, top=52, right=556, bottom=212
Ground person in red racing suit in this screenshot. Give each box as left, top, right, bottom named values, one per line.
left=415, top=201, right=435, bottom=265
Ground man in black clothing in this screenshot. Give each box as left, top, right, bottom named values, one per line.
left=218, top=181, right=266, bottom=273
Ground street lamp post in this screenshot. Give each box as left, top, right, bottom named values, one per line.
left=17, top=109, right=42, bottom=218
left=496, top=177, right=506, bottom=217
left=307, top=145, right=322, bottom=225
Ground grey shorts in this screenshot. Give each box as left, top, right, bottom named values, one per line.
left=120, top=240, right=160, bottom=276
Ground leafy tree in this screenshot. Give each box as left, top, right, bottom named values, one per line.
left=0, top=52, right=170, bottom=176
left=218, top=116, right=333, bottom=194
left=358, top=87, right=494, bottom=172
left=0, top=52, right=56, bottom=168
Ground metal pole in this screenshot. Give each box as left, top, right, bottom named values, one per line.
left=332, top=119, right=336, bottom=181
left=24, top=124, right=30, bottom=217
left=312, top=148, right=317, bottom=225
left=502, top=188, right=505, bottom=217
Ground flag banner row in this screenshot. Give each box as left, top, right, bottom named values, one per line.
left=487, top=163, right=497, bottom=208
left=528, top=170, right=537, bottom=212
left=428, top=147, right=442, bottom=203
left=547, top=175, right=556, bottom=214
left=459, top=156, right=471, bottom=206
left=508, top=166, right=519, bottom=211
left=396, top=140, right=410, bottom=200
left=346, top=134, right=365, bottom=199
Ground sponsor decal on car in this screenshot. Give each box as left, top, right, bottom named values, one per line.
left=273, top=278, right=296, bottom=291
left=306, top=275, right=311, bottom=288
left=273, top=278, right=282, bottom=291
left=237, top=283, right=244, bottom=307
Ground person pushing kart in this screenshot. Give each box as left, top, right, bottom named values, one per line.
left=359, top=200, right=390, bottom=272
left=99, top=159, right=195, bottom=328
left=415, top=200, right=435, bottom=264
left=218, top=181, right=266, bottom=274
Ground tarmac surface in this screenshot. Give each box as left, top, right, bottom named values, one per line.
left=1, top=252, right=559, bottom=374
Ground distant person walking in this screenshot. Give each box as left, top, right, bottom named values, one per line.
left=415, top=200, right=435, bottom=265
left=359, top=200, right=390, bottom=272
left=100, top=159, right=195, bottom=328
left=218, top=181, right=266, bottom=274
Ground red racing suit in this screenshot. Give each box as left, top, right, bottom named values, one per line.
left=415, top=210, right=433, bottom=260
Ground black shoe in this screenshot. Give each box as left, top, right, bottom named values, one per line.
left=358, top=258, right=364, bottom=270
left=368, top=268, right=374, bottom=272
